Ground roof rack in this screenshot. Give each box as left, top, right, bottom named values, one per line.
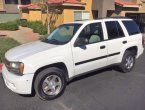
left=107, top=16, right=130, bottom=19
left=95, top=16, right=131, bottom=20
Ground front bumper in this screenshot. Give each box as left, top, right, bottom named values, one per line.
left=2, top=65, right=34, bottom=94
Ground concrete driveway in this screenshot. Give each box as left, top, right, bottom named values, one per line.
left=0, top=27, right=40, bottom=44
left=0, top=51, right=145, bottom=110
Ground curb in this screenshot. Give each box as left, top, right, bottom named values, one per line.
left=0, top=64, right=3, bottom=73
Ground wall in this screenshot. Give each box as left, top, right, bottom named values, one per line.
left=21, top=8, right=64, bottom=27
left=102, top=0, right=115, bottom=17
left=82, top=0, right=93, bottom=19
left=139, top=2, right=145, bottom=12
left=4, top=4, right=19, bottom=13
left=21, top=10, right=29, bottom=20
left=21, top=9, right=42, bottom=21
left=63, top=9, right=74, bottom=23
left=42, top=12, right=64, bottom=28
left=92, top=0, right=115, bottom=18
left=0, top=13, right=20, bottom=22
left=29, top=10, right=42, bottom=21
left=0, top=0, right=4, bottom=10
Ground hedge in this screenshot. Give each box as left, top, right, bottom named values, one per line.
left=0, top=37, right=20, bottom=63
left=0, top=21, right=19, bottom=31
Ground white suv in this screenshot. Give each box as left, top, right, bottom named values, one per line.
left=2, top=18, right=144, bottom=100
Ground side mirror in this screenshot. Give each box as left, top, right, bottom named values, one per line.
left=74, top=37, right=88, bottom=47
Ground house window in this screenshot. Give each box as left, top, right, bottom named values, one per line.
left=21, top=0, right=31, bottom=5
left=74, top=11, right=90, bottom=21
left=5, top=0, right=18, bottom=4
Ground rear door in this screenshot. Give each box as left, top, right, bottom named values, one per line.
left=103, top=20, right=126, bottom=65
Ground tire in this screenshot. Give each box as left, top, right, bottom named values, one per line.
left=119, top=51, right=136, bottom=73
left=34, top=67, right=67, bottom=100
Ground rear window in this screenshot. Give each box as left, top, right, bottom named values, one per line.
left=122, top=20, right=140, bottom=35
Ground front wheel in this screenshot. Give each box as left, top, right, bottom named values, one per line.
left=34, top=67, right=67, bottom=100
left=119, top=51, right=135, bottom=73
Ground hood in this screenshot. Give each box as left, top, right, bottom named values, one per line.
left=5, top=41, right=58, bottom=61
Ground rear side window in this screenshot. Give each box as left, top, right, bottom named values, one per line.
left=105, top=21, right=124, bottom=39
left=122, top=20, right=140, bottom=35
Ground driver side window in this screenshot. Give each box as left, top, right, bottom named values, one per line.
left=77, top=22, right=104, bottom=45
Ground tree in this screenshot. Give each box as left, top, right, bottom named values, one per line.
left=40, top=0, right=50, bottom=34
left=32, top=0, right=61, bottom=34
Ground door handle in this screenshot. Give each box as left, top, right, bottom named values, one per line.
left=100, top=45, right=106, bottom=49
left=123, top=41, right=127, bottom=44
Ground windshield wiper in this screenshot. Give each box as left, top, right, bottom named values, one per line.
left=43, top=38, right=65, bottom=45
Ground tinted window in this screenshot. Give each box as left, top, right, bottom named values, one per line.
left=5, top=0, right=18, bottom=4
left=77, top=23, right=104, bottom=44
left=122, top=20, right=140, bottom=35
left=105, top=21, right=124, bottom=39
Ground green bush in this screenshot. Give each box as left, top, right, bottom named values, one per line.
left=0, top=37, right=20, bottom=63
left=0, top=21, right=19, bottom=31
left=16, top=19, right=28, bottom=27
left=27, top=21, right=47, bottom=35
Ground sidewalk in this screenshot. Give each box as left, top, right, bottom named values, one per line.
left=0, top=27, right=41, bottom=73
left=0, top=26, right=40, bottom=44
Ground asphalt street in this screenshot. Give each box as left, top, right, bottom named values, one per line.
left=0, top=50, right=145, bottom=110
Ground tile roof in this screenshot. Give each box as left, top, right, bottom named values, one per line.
left=19, top=0, right=85, bottom=9
left=47, top=0, right=85, bottom=4
left=115, top=0, right=139, bottom=8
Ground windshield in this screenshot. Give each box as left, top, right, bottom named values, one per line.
left=42, top=23, right=82, bottom=45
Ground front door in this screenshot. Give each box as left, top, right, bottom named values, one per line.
left=72, top=22, right=108, bottom=75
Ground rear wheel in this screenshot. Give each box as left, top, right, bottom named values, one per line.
left=119, top=51, right=135, bottom=73
left=34, top=67, right=67, bottom=100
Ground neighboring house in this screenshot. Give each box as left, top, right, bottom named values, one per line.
left=19, top=0, right=115, bottom=28
left=0, top=0, right=31, bottom=22
left=113, top=0, right=145, bottom=32
left=19, top=0, right=145, bottom=32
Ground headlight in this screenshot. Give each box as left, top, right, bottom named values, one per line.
left=5, top=60, right=24, bottom=75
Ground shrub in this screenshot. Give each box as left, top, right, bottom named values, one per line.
left=0, top=37, right=20, bottom=63
left=0, top=21, right=18, bottom=31
left=16, top=19, right=28, bottom=27
left=27, top=21, right=47, bottom=35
